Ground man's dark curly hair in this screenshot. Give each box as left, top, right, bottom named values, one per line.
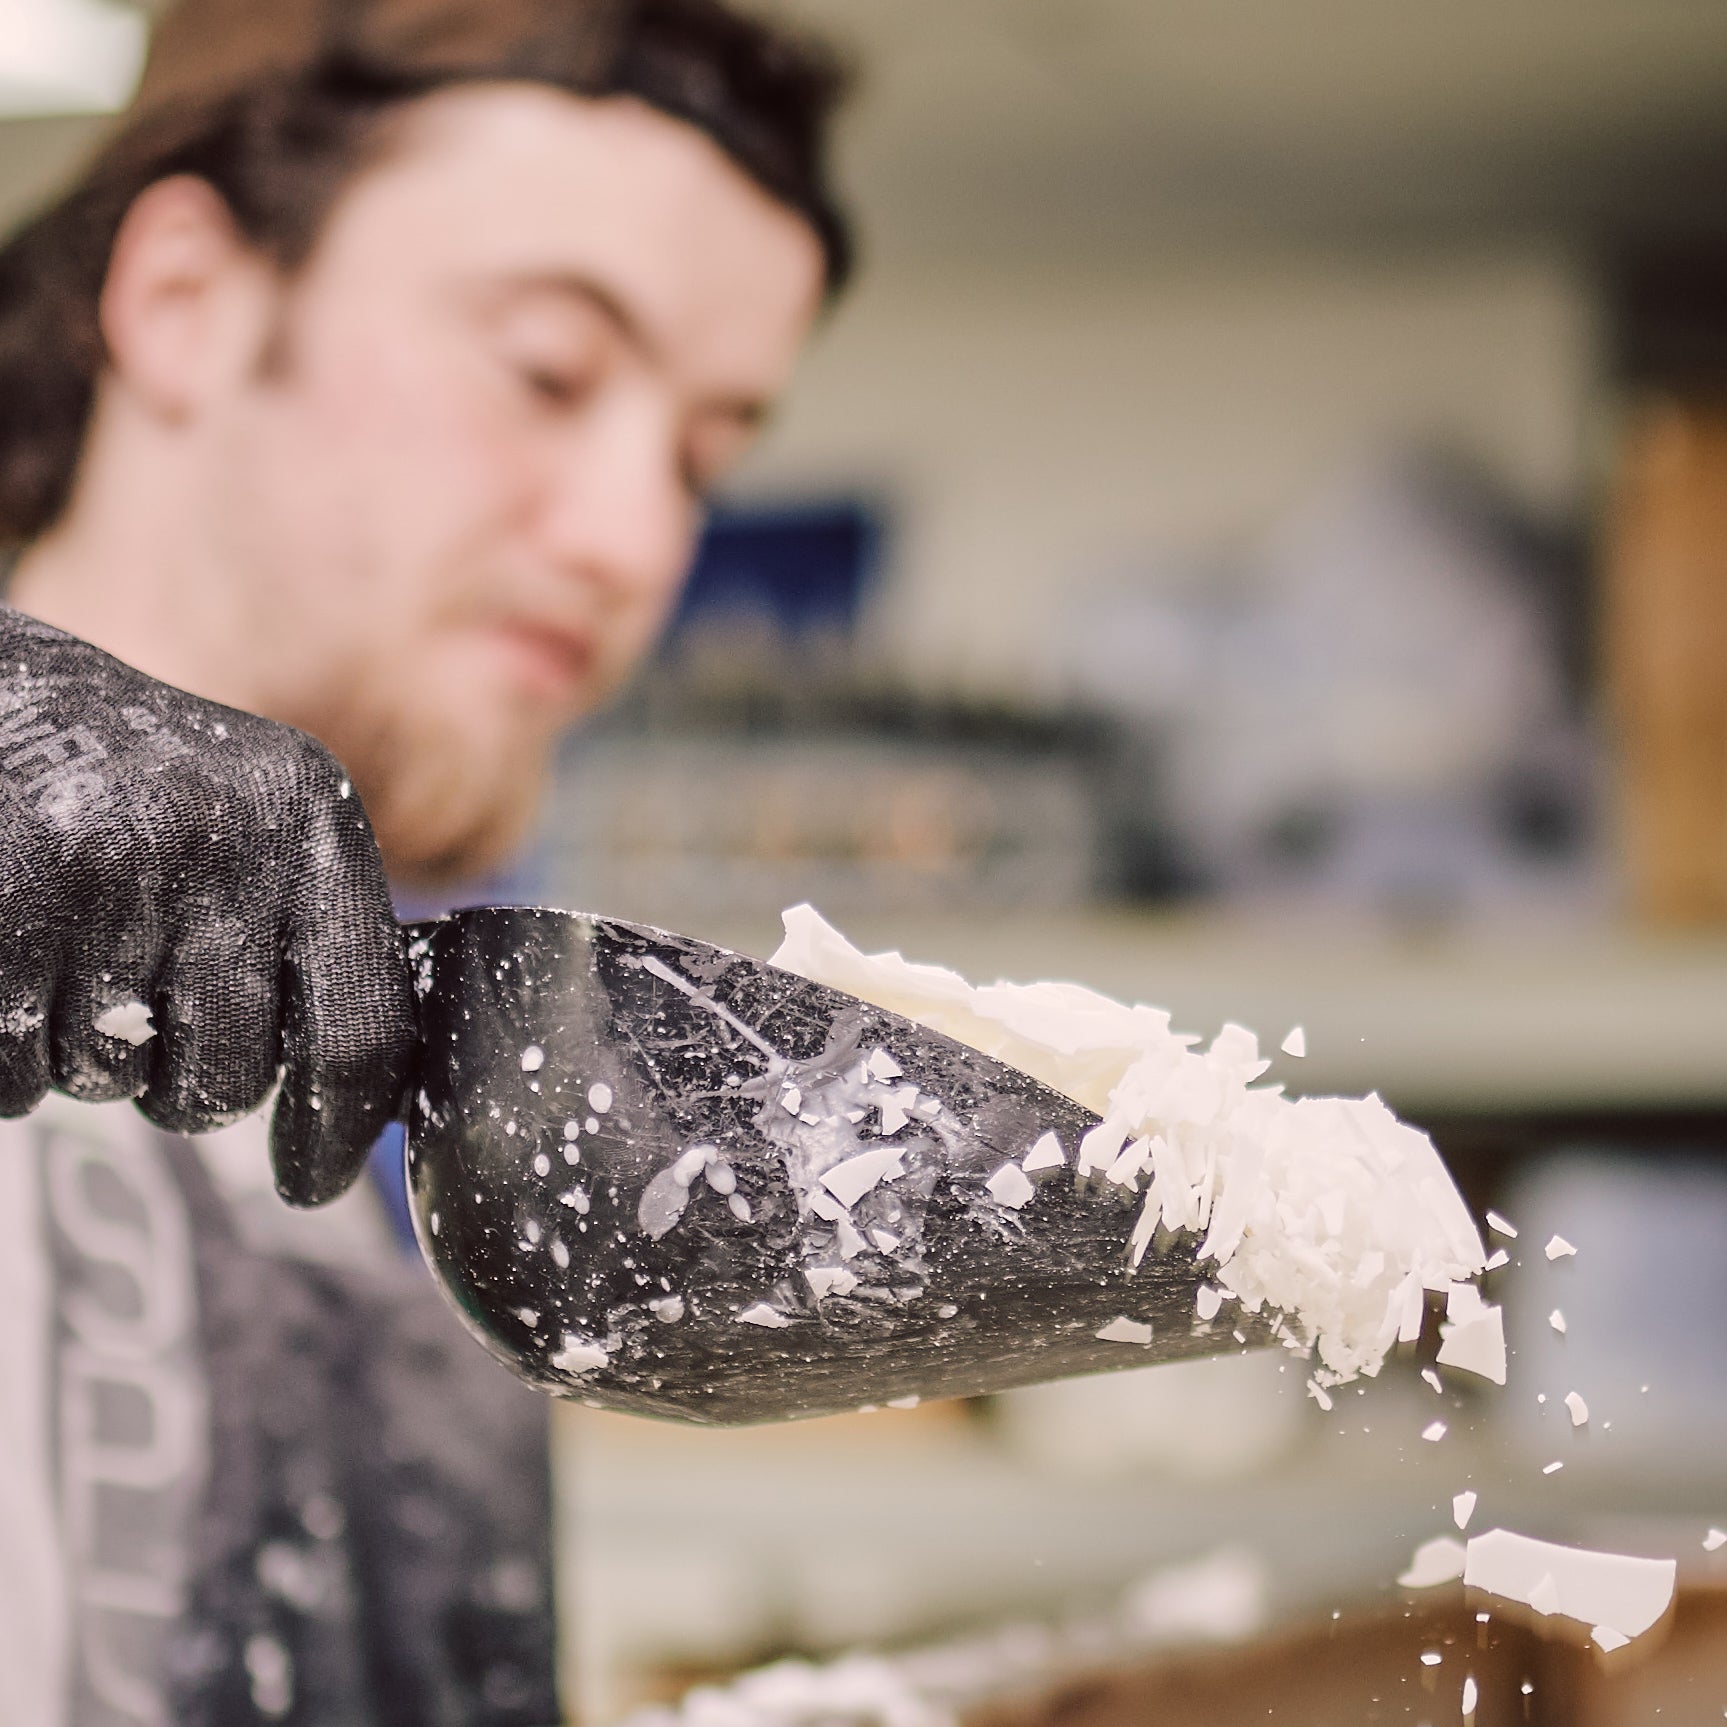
left=0, top=0, right=853, bottom=547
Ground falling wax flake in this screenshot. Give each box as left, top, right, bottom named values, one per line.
left=1419, top=1650, right=1442, bottom=1667
left=94, top=1000, right=156, bottom=1046
left=1096, top=1317, right=1154, bottom=1346
left=1483, top=1249, right=1510, bottom=1271
left=986, top=1163, right=1035, bottom=1208
left=1462, top=1676, right=1478, bottom=1717
left=1463, top=1529, right=1676, bottom=1640
left=1398, top=1536, right=1466, bottom=1588
left=1565, top=1391, right=1589, bottom=1427
left=1280, top=1025, right=1306, bottom=1058
left=1454, top=1491, right=1478, bottom=1531
left=1704, top=1529, right=1726, bottom=1552
left=1422, top=1368, right=1444, bottom=1394
left=1485, top=1210, right=1518, bottom=1239
left=1550, top=1309, right=1567, bottom=1334
left=519, top=1044, right=545, bottom=1073
left=1435, top=1288, right=1507, bottom=1386
left=1422, top=1421, right=1448, bottom=1442
left=1545, top=1235, right=1577, bottom=1260
left=1308, top=1378, right=1333, bottom=1410
left=1543, top=1461, right=1564, bottom=1475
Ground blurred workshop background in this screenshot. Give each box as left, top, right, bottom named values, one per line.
left=7, top=3, right=1727, bottom=1721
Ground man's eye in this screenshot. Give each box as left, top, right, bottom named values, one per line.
left=513, top=359, right=598, bottom=409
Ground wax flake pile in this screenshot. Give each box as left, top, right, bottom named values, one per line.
left=773, top=904, right=1489, bottom=1392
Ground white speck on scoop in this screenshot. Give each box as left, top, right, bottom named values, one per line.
left=551, top=1334, right=608, bottom=1375
left=1096, top=1316, right=1153, bottom=1345
left=429, top=1211, right=440, bottom=1236
left=516, top=1308, right=539, bottom=1327
left=727, top=1193, right=752, bottom=1222
left=94, top=1000, right=156, bottom=1046
left=1280, top=1026, right=1306, bottom=1058
left=588, top=1082, right=612, bottom=1113
left=649, top=1295, right=685, bottom=1322
left=1022, top=1131, right=1065, bottom=1171
left=520, top=1045, right=545, bottom=1073
left=1545, top=1234, right=1577, bottom=1260
left=585, top=1116, right=599, bottom=1134
left=550, top=1238, right=569, bottom=1269
left=533, top=1153, right=550, bottom=1177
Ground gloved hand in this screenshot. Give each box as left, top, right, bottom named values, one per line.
left=0, top=607, right=415, bottom=1204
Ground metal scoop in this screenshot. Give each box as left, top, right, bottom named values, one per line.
left=404, top=907, right=1274, bottom=1425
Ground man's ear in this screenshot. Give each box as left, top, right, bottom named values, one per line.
left=99, top=174, right=279, bottom=419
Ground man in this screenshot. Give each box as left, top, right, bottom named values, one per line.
left=0, top=0, right=849, bottom=1718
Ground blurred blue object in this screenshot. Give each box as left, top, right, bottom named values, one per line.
left=667, top=499, right=884, bottom=644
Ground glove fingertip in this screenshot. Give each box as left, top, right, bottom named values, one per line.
left=269, top=1086, right=375, bottom=1208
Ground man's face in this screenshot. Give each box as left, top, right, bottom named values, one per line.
left=202, top=86, right=825, bottom=885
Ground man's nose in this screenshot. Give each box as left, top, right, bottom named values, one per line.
left=539, top=407, right=695, bottom=602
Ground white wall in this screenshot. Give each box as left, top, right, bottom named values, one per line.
left=733, top=245, right=1602, bottom=701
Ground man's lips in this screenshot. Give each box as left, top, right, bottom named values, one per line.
left=487, top=618, right=597, bottom=700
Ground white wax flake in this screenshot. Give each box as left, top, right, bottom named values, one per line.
left=1280, top=1025, right=1306, bottom=1058
left=1461, top=1675, right=1478, bottom=1717
left=94, top=1000, right=156, bottom=1046
left=1022, top=1131, right=1065, bottom=1172
left=1548, top=1308, right=1567, bottom=1334
left=1422, top=1368, right=1444, bottom=1394
left=868, top=1228, right=900, bottom=1253
left=821, top=1147, right=906, bottom=1208
left=1485, top=1210, right=1519, bottom=1239
left=1703, top=1528, right=1726, bottom=1552
left=1591, top=1625, right=1630, bottom=1652
left=771, top=902, right=1488, bottom=1388
left=516, top=1307, right=540, bottom=1328
left=1307, top=1378, right=1333, bottom=1411
left=550, top=1334, right=608, bottom=1376
left=1565, top=1391, right=1589, bottom=1427
left=520, top=1044, right=545, bottom=1073
left=865, top=1048, right=902, bottom=1082
left=649, top=1295, right=685, bottom=1323
left=1397, top=1536, right=1466, bottom=1588
left=1545, top=1234, right=1577, bottom=1260
left=587, top=1081, right=613, bottom=1114
left=1543, top=1461, right=1564, bottom=1475
left=986, top=1163, right=1035, bottom=1209
left=429, top=1211, right=440, bottom=1237
left=1421, top=1421, right=1448, bottom=1442
left=1196, top=1285, right=1224, bottom=1322
left=1483, top=1249, right=1510, bottom=1271
left=877, top=1085, right=919, bottom=1134
left=532, top=1152, right=551, bottom=1177
left=834, top=1216, right=867, bottom=1259
left=737, top=1302, right=790, bottom=1328
left=1453, top=1491, right=1478, bottom=1530
left=1464, top=1529, right=1675, bottom=1639
left=887, top=1395, right=920, bottom=1409
left=1418, top=1649, right=1442, bottom=1667
left=1096, top=1316, right=1154, bottom=1346
left=780, top=1085, right=803, bottom=1116
left=806, top=1266, right=859, bottom=1300
left=1436, top=1302, right=1507, bottom=1386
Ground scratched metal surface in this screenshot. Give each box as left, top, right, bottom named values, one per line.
left=404, top=908, right=1272, bottom=1425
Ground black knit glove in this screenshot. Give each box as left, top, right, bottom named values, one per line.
left=0, top=608, right=415, bottom=1204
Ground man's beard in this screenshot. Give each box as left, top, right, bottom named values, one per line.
left=296, top=686, right=554, bottom=890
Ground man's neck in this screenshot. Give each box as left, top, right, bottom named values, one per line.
left=7, top=428, right=256, bottom=711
